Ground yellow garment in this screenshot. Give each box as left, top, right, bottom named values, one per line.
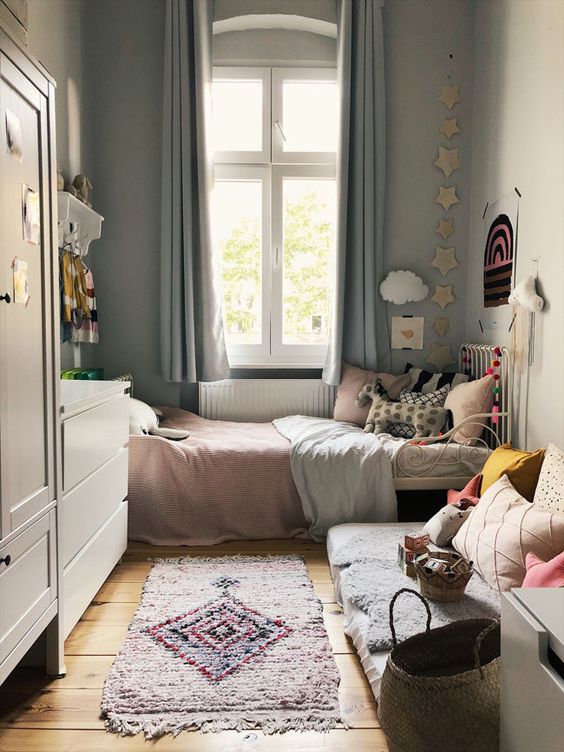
left=480, top=443, right=545, bottom=502
left=61, top=251, right=91, bottom=325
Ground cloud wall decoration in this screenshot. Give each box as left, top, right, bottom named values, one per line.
left=379, top=270, right=429, bottom=305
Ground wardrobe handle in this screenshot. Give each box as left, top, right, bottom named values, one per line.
left=0, top=555, right=11, bottom=567
left=0, top=292, right=11, bottom=304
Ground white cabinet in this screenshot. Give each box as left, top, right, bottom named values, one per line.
left=0, top=27, right=60, bottom=684
left=501, top=589, right=564, bottom=752
left=60, top=381, right=129, bottom=638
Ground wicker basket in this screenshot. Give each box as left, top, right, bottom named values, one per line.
left=378, top=588, right=501, bottom=752
left=415, top=550, right=473, bottom=602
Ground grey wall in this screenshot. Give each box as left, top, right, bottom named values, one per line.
left=80, top=0, right=182, bottom=406
left=383, top=0, right=474, bottom=375
left=465, top=0, right=564, bottom=450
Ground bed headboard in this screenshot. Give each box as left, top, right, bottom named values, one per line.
left=459, top=343, right=512, bottom=446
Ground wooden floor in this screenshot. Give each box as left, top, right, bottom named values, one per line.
left=0, top=539, right=389, bottom=751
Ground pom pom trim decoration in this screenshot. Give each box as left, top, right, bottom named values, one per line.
left=484, top=346, right=502, bottom=424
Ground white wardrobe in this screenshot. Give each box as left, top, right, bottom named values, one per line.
left=0, top=24, right=61, bottom=682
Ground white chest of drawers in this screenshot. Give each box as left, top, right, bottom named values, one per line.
left=60, top=381, right=129, bottom=638
left=501, top=588, right=564, bottom=752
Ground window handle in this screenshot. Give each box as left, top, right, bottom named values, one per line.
left=273, top=246, right=281, bottom=269
left=274, top=120, right=287, bottom=143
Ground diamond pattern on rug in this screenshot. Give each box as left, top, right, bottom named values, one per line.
left=146, top=594, right=291, bottom=683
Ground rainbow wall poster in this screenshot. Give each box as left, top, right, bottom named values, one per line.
left=482, top=194, right=519, bottom=308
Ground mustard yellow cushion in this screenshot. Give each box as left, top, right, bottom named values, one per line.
left=480, top=444, right=545, bottom=501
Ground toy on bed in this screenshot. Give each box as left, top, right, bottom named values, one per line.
left=355, top=379, right=448, bottom=437
left=129, top=398, right=189, bottom=440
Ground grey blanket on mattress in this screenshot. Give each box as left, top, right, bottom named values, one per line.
left=331, top=528, right=501, bottom=651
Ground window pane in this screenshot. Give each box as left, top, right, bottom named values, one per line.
left=282, top=178, right=336, bottom=345
left=212, top=180, right=262, bottom=345
left=282, top=81, right=338, bottom=152
left=212, top=80, right=263, bottom=152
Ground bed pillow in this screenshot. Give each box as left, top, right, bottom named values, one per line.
left=522, top=551, right=564, bottom=588
left=533, top=443, right=564, bottom=513
left=389, top=384, right=451, bottom=438
left=447, top=474, right=482, bottom=506
left=452, top=474, right=564, bottom=590
left=444, top=375, right=494, bottom=443
left=480, top=443, right=545, bottom=501
left=405, top=364, right=470, bottom=394
left=424, top=503, right=473, bottom=546
left=333, top=362, right=410, bottom=425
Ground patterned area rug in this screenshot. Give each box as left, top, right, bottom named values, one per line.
left=101, top=555, right=341, bottom=737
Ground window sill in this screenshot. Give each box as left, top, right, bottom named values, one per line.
left=228, top=361, right=326, bottom=370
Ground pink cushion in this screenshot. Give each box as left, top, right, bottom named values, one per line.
left=522, top=551, right=564, bottom=588
left=447, top=474, right=482, bottom=506
left=452, top=474, right=564, bottom=591
left=444, top=375, right=494, bottom=443
left=333, top=362, right=410, bottom=426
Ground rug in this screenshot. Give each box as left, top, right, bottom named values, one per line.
left=331, top=529, right=500, bottom=651
left=101, top=555, right=341, bottom=737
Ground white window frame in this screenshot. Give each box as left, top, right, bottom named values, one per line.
left=212, top=67, right=271, bottom=164
left=270, top=164, right=336, bottom=364
left=272, top=68, right=338, bottom=164
left=212, top=66, right=337, bottom=368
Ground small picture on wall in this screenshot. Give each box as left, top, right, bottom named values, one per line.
left=5, top=109, right=23, bottom=161
left=391, top=315, right=424, bottom=350
left=22, top=184, right=40, bottom=244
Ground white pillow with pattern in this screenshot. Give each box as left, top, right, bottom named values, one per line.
left=533, top=443, right=564, bottom=514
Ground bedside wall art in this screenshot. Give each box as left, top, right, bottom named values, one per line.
left=391, top=316, right=424, bottom=350
left=379, top=270, right=429, bottom=305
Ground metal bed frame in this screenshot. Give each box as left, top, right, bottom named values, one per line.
left=393, top=343, right=512, bottom=491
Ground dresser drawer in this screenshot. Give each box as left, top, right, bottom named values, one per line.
left=64, top=501, right=128, bottom=638
left=63, top=394, right=129, bottom=492
left=0, top=511, right=56, bottom=664
left=62, top=448, right=128, bottom=567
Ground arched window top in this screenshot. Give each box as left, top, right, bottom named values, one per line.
left=213, top=14, right=337, bottom=39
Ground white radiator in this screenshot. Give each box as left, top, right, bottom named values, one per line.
left=198, top=379, right=337, bottom=422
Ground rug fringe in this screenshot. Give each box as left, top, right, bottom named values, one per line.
left=104, top=714, right=340, bottom=738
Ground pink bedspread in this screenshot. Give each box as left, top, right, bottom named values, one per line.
left=127, top=408, right=309, bottom=545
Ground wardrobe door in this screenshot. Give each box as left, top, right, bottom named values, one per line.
left=0, top=53, right=55, bottom=540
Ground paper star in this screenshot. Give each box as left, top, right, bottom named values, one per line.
left=439, top=118, right=461, bottom=139
left=426, top=343, right=455, bottom=371
left=434, top=147, right=461, bottom=178
left=431, top=246, right=459, bottom=277
left=435, top=185, right=460, bottom=211
left=433, top=317, right=449, bottom=337
left=438, top=84, right=462, bottom=110
left=431, top=284, right=455, bottom=309
left=435, top=218, right=454, bottom=240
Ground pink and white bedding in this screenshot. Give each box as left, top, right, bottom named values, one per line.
left=127, top=408, right=309, bottom=545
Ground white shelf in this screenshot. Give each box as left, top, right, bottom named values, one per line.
left=60, top=380, right=130, bottom=417
left=57, top=191, right=104, bottom=255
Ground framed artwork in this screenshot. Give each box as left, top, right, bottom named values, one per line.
left=391, top=315, right=424, bottom=350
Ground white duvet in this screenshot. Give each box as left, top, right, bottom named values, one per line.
left=274, top=416, right=397, bottom=542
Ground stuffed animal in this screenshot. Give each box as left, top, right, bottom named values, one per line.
left=508, top=275, right=544, bottom=312
left=355, top=379, right=448, bottom=437
left=129, top=398, right=189, bottom=440
left=66, top=174, right=93, bottom=207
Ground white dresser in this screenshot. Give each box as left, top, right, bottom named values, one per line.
left=60, top=380, right=129, bottom=638
left=501, top=588, right=564, bottom=752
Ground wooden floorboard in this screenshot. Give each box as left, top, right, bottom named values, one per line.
left=0, top=540, right=387, bottom=751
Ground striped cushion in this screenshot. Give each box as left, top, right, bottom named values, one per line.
left=405, top=365, right=470, bottom=394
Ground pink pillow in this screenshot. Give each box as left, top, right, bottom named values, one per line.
left=447, top=474, right=482, bottom=506
left=333, top=362, right=410, bottom=426
left=444, top=375, right=494, bottom=443
left=522, top=551, right=564, bottom=588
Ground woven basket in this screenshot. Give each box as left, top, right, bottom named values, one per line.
left=378, top=588, right=500, bottom=752
left=415, top=550, right=473, bottom=602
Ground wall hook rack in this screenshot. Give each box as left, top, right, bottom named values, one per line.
left=57, top=191, right=103, bottom=256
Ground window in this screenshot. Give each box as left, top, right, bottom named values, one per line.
left=211, top=67, right=337, bottom=367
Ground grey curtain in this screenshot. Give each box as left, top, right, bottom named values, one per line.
left=161, top=0, right=229, bottom=383
left=323, top=0, right=390, bottom=385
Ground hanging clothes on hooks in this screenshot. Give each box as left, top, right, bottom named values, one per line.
left=71, top=261, right=98, bottom=343
left=60, top=246, right=92, bottom=342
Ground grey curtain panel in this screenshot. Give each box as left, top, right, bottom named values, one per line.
left=161, top=0, right=229, bottom=383
left=323, top=0, right=390, bottom=385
